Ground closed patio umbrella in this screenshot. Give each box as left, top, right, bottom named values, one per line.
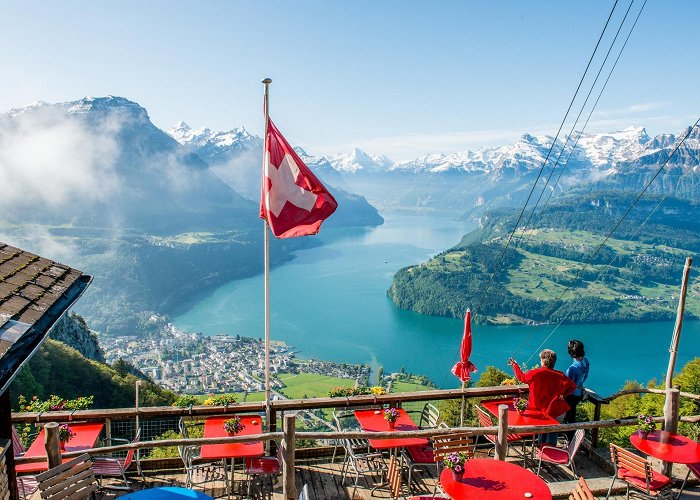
left=452, top=309, right=477, bottom=425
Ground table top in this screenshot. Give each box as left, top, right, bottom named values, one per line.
left=630, top=430, right=700, bottom=464
left=481, top=398, right=560, bottom=428
left=200, top=415, right=264, bottom=460
left=16, top=422, right=104, bottom=474
left=440, top=458, right=552, bottom=500
left=354, top=408, right=429, bottom=449
left=121, top=486, right=213, bottom=499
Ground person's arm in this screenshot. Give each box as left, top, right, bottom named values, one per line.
left=509, top=359, right=530, bottom=383
left=561, top=373, right=577, bottom=396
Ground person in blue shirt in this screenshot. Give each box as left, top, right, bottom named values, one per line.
left=563, top=339, right=590, bottom=440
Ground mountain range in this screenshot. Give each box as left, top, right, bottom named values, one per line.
left=169, top=121, right=700, bottom=217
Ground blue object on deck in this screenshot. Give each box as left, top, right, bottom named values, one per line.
left=121, top=486, right=214, bottom=499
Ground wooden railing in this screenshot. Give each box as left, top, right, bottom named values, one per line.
left=10, top=385, right=699, bottom=499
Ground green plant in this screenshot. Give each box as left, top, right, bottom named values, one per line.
left=17, top=394, right=94, bottom=413
left=513, top=397, right=528, bottom=411
left=173, top=395, right=199, bottom=407
left=443, top=451, right=470, bottom=472
left=328, top=386, right=372, bottom=397
left=202, top=394, right=237, bottom=406
left=223, top=417, right=245, bottom=435
left=637, top=414, right=656, bottom=434
left=58, top=424, right=75, bottom=443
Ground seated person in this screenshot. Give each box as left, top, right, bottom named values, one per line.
left=508, top=349, right=576, bottom=445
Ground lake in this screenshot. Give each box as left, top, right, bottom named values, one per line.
left=173, top=212, right=700, bottom=396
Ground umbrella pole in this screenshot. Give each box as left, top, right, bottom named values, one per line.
left=460, top=380, right=466, bottom=427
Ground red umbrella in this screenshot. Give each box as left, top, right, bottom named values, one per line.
left=452, top=309, right=478, bottom=382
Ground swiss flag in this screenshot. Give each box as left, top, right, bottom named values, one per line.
left=260, top=120, right=337, bottom=238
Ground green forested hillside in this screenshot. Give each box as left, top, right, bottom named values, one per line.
left=388, top=192, right=700, bottom=324
left=9, top=339, right=177, bottom=409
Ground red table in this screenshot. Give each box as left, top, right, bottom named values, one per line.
left=16, top=422, right=104, bottom=473
left=631, top=430, right=700, bottom=464
left=200, top=415, right=264, bottom=460
left=200, top=415, right=264, bottom=496
left=440, top=458, right=552, bottom=500
left=353, top=408, right=428, bottom=450
left=481, top=398, right=560, bottom=428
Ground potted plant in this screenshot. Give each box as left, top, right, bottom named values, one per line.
left=223, top=416, right=245, bottom=436
left=513, top=396, right=528, bottom=413
left=637, top=414, right=655, bottom=438
left=58, top=424, right=75, bottom=451
left=443, top=451, right=470, bottom=481
left=383, top=407, right=400, bottom=429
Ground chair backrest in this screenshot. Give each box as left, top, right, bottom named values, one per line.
left=432, top=433, right=474, bottom=464
left=475, top=406, right=494, bottom=428
left=11, top=426, right=26, bottom=456
left=609, top=444, right=653, bottom=492
left=298, top=483, right=310, bottom=500
left=569, top=476, right=594, bottom=500
left=387, top=454, right=402, bottom=500
left=333, top=410, right=361, bottom=432
left=36, top=453, right=99, bottom=500
left=418, top=403, right=440, bottom=429
left=567, top=429, right=585, bottom=458
left=123, top=427, right=141, bottom=468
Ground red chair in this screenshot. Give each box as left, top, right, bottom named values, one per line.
left=536, top=429, right=585, bottom=478
left=475, top=405, right=526, bottom=457
left=677, top=462, right=700, bottom=498
left=243, top=446, right=282, bottom=496
left=387, top=454, right=446, bottom=500
left=606, top=443, right=672, bottom=499
left=92, top=428, right=142, bottom=489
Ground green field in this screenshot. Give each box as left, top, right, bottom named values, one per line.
left=277, top=373, right=357, bottom=399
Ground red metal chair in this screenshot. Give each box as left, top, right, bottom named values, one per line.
left=243, top=445, right=282, bottom=496
left=677, top=462, right=700, bottom=499
left=475, top=405, right=526, bottom=457
left=536, top=428, right=585, bottom=478
left=16, top=476, right=38, bottom=500
left=92, top=428, right=142, bottom=489
left=402, top=422, right=449, bottom=492
left=606, top=443, right=673, bottom=499
left=387, top=454, right=446, bottom=500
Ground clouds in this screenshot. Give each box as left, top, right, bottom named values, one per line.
left=0, top=105, right=122, bottom=211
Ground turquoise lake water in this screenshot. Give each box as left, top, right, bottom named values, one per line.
left=173, top=213, right=699, bottom=396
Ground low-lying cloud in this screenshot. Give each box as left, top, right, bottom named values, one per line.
left=0, top=106, right=122, bottom=211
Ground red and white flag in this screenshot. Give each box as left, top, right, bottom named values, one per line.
left=260, top=119, right=337, bottom=238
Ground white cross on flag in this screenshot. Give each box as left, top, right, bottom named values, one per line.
left=260, top=119, right=338, bottom=238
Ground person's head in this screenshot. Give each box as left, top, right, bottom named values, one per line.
left=568, top=339, right=585, bottom=359
left=539, top=349, right=557, bottom=369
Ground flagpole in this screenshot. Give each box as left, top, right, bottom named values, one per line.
left=262, top=77, right=272, bottom=429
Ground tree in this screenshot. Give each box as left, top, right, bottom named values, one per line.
left=476, top=366, right=510, bottom=388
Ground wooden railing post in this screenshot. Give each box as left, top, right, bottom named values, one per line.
left=495, top=404, right=508, bottom=461
left=591, top=398, right=602, bottom=450
left=282, top=413, right=297, bottom=499
left=662, top=387, right=680, bottom=476
left=44, top=423, right=61, bottom=469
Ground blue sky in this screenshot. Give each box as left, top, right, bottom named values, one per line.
left=2, top=1, right=698, bottom=161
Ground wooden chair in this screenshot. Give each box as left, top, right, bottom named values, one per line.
left=606, top=444, right=673, bottom=499
left=402, top=422, right=449, bottom=492
left=36, top=453, right=100, bottom=500
left=431, top=433, right=474, bottom=496
left=387, top=454, right=445, bottom=500
left=569, top=476, right=594, bottom=500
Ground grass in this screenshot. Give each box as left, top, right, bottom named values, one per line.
left=277, top=373, right=357, bottom=399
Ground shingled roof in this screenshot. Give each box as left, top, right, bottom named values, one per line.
left=0, top=242, right=91, bottom=394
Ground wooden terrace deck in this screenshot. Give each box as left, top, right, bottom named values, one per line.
left=20, top=448, right=700, bottom=499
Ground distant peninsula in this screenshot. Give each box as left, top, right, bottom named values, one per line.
left=388, top=192, right=700, bottom=325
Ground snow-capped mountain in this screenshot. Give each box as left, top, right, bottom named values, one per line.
left=329, top=148, right=394, bottom=174
left=168, top=121, right=383, bottom=228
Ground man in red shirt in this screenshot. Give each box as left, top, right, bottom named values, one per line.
left=508, top=349, right=576, bottom=445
